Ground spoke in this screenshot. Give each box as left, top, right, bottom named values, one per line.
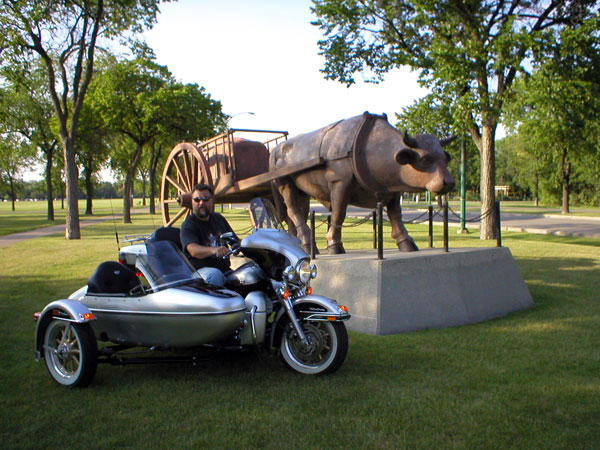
left=166, top=207, right=187, bottom=227
left=43, top=345, right=59, bottom=355
left=182, top=150, right=192, bottom=189
left=165, top=174, right=188, bottom=194
left=59, top=324, right=71, bottom=346
left=172, top=156, right=190, bottom=191
left=163, top=199, right=180, bottom=204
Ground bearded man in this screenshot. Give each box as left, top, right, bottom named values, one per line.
left=180, top=184, right=235, bottom=286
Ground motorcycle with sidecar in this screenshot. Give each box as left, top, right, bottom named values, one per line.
left=34, top=227, right=350, bottom=387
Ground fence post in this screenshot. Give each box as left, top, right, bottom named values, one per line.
left=496, top=200, right=502, bottom=247
left=310, top=210, right=316, bottom=259
left=377, top=202, right=384, bottom=260
left=372, top=210, right=377, bottom=249
left=443, top=196, right=449, bottom=252
left=428, top=205, right=434, bottom=248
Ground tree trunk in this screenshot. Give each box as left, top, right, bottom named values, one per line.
left=561, top=149, right=571, bottom=214
left=9, top=177, right=16, bottom=211
left=478, top=125, right=498, bottom=240
left=149, top=170, right=156, bottom=215
left=63, top=137, right=81, bottom=239
left=533, top=174, right=539, bottom=207
left=84, top=168, right=94, bottom=215
left=45, top=150, right=55, bottom=221
left=148, top=145, right=162, bottom=215
left=122, top=143, right=144, bottom=223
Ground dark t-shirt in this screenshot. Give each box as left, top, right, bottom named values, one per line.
left=180, top=212, right=234, bottom=272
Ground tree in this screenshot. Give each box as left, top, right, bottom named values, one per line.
left=312, top=0, right=597, bottom=238
left=0, top=0, right=167, bottom=238
left=0, top=134, right=36, bottom=210
left=0, top=65, right=59, bottom=220
left=503, top=17, right=600, bottom=213
left=91, top=50, right=225, bottom=222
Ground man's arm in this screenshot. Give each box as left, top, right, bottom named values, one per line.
left=186, top=242, right=229, bottom=259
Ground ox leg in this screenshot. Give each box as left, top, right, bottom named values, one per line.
left=325, top=182, right=351, bottom=255
left=387, top=196, right=419, bottom=252
left=276, top=178, right=313, bottom=253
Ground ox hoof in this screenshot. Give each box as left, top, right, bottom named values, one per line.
left=397, top=237, right=419, bottom=252
left=327, top=243, right=345, bottom=255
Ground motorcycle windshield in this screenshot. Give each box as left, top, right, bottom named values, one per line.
left=139, top=240, right=201, bottom=290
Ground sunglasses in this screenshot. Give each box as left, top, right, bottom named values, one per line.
left=192, top=196, right=212, bottom=202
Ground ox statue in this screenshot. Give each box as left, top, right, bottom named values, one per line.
left=270, top=112, right=456, bottom=254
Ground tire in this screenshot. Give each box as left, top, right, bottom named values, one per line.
left=280, top=321, right=348, bottom=375
left=43, top=320, right=98, bottom=387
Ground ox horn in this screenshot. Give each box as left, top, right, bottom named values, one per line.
left=403, top=130, right=419, bottom=148
left=440, top=135, right=458, bottom=147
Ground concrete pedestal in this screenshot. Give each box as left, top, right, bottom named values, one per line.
left=310, top=247, right=534, bottom=335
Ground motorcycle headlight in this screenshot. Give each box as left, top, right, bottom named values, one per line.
left=297, top=260, right=312, bottom=285
left=310, top=263, right=317, bottom=280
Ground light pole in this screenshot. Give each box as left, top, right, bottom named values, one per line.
left=226, top=111, right=254, bottom=128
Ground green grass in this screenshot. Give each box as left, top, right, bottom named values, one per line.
left=1, top=210, right=599, bottom=449
left=0, top=198, right=155, bottom=236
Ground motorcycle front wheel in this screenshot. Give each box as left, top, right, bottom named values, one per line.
left=280, top=321, right=348, bottom=375
left=43, top=320, right=98, bottom=387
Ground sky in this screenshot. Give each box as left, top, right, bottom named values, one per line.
left=141, top=0, right=427, bottom=137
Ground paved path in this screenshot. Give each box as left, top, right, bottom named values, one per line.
left=1, top=206, right=599, bottom=249
left=310, top=205, right=600, bottom=238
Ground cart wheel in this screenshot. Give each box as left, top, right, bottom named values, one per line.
left=43, top=320, right=97, bottom=387
left=160, top=143, right=213, bottom=227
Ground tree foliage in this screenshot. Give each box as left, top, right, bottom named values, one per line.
left=312, top=0, right=598, bottom=237
left=0, top=0, right=169, bottom=238
left=503, top=16, right=600, bottom=210
left=89, top=48, right=225, bottom=222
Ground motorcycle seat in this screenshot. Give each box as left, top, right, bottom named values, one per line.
left=87, top=261, right=142, bottom=296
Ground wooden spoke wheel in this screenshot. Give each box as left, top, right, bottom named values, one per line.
left=160, top=143, right=213, bottom=227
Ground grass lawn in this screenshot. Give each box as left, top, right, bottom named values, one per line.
left=1, top=209, right=599, bottom=449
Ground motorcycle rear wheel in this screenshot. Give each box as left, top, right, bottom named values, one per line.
left=280, top=321, right=348, bottom=375
left=43, top=320, right=98, bottom=387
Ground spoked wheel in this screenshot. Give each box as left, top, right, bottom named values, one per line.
left=280, top=321, right=348, bottom=375
left=160, top=143, right=213, bottom=227
left=43, top=320, right=98, bottom=387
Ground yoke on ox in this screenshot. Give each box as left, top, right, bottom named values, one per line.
left=270, top=112, right=456, bottom=254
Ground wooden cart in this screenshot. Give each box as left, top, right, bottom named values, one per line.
left=160, top=128, right=322, bottom=226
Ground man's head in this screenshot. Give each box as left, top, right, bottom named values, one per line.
left=191, top=184, right=214, bottom=220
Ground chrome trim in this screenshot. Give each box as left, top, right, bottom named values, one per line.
left=250, top=305, right=258, bottom=345
left=88, top=307, right=247, bottom=316
left=300, top=312, right=351, bottom=322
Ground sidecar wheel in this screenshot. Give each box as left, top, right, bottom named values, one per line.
left=280, top=321, right=348, bottom=375
left=43, top=320, right=97, bottom=387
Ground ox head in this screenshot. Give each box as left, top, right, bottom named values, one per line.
left=394, top=131, right=456, bottom=195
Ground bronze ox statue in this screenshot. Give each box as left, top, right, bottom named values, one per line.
left=270, top=112, right=456, bottom=254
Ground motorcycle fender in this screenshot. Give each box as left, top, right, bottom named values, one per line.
left=34, top=299, right=97, bottom=361
left=293, top=294, right=351, bottom=322
left=268, top=295, right=351, bottom=350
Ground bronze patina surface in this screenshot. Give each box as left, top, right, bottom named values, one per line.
left=270, top=112, right=455, bottom=254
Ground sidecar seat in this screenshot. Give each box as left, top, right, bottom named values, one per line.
left=87, top=261, right=142, bottom=295
left=148, top=226, right=182, bottom=250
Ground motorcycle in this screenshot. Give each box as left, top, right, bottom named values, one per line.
left=34, top=227, right=351, bottom=387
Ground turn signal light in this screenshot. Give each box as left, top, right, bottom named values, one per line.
left=339, top=305, right=348, bottom=313
left=81, top=313, right=96, bottom=321
left=282, top=289, right=290, bottom=300
left=306, top=286, right=312, bottom=295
